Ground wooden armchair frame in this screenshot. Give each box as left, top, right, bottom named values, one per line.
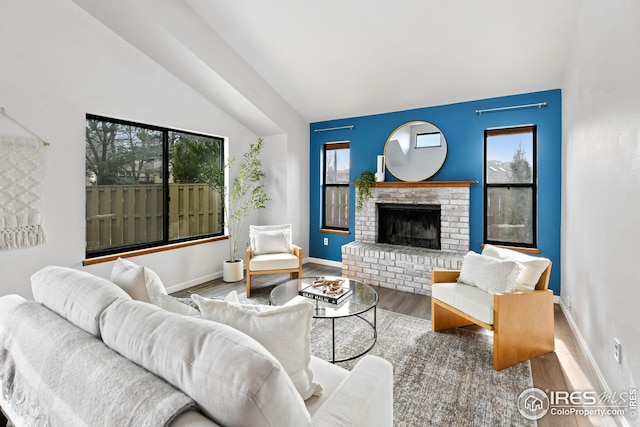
left=245, top=245, right=303, bottom=298
left=431, top=262, right=554, bottom=370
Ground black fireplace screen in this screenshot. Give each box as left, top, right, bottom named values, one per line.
left=377, top=203, right=441, bottom=249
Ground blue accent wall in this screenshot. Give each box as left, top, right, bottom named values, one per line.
left=310, top=89, right=562, bottom=294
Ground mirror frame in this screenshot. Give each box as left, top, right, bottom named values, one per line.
left=383, top=120, right=448, bottom=182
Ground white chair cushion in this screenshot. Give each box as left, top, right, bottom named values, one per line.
left=111, top=258, right=167, bottom=304
left=192, top=292, right=323, bottom=400
left=481, top=244, right=550, bottom=291
left=100, top=298, right=311, bottom=427
left=458, top=251, right=522, bottom=294
left=31, top=265, right=130, bottom=337
left=249, top=224, right=293, bottom=255
left=249, top=253, right=300, bottom=271
left=432, top=282, right=495, bottom=325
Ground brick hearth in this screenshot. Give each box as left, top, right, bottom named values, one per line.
left=342, top=181, right=475, bottom=295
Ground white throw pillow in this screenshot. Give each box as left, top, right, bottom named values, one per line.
left=481, top=244, right=550, bottom=291
left=192, top=291, right=323, bottom=400
left=111, top=258, right=167, bottom=304
left=458, top=251, right=522, bottom=294
left=249, top=224, right=293, bottom=255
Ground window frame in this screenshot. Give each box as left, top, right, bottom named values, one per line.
left=85, top=114, right=225, bottom=258
left=483, top=125, right=538, bottom=248
left=322, top=141, right=350, bottom=231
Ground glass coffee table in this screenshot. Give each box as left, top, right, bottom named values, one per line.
left=270, top=276, right=378, bottom=363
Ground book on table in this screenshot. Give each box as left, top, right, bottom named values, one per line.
left=299, top=278, right=353, bottom=304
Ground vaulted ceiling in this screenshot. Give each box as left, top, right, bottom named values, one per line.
left=73, top=0, right=582, bottom=132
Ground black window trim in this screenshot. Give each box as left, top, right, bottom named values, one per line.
left=483, top=125, right=538, bottom=248
left=322, top=141, right=350, bottom=231
left=85, top=113, right=225, bottom=258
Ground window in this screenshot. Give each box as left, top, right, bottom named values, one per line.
left=85, top=114, right=224, bottom=257
left=415, top=131, right=442, bottom=148
left=484, top=126, right=537, bottom=247
left=322, top=142, right=350, bottom=230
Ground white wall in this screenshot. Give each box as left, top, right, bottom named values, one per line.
left=562, top=0, right=639, bottom=401
left=0, top=0, right=308, bottom=298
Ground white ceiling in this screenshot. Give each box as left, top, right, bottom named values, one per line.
left=75, top=0, right=583, bottom=127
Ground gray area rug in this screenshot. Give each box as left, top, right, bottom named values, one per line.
left=236, top=286, right=535, bottom=427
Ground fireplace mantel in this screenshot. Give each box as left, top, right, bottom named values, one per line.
left=354, top=180, right=477, bottom=188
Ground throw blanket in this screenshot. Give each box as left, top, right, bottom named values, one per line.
left=0, top=136, right=46, bottom=249
left=0, top=302, right=197, bottom=427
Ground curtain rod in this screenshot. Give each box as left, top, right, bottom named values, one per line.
left=0, top=107, right=50, bottom=146
left=475, top=102, right=547, bottom=115
left=314, top=125, right=354, bottom=133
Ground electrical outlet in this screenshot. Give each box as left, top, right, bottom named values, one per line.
left=614, top=339, right=622, bottom=363
left=323, top=237, right=328, bottom=246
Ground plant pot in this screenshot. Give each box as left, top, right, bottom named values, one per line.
left=223, top=259, right=244, bottom=282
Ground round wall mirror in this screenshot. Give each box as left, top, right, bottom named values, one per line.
left=384, top=121, right=447, bottom=182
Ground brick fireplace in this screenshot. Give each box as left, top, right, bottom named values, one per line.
left=342, top=181, right=475, bottom=295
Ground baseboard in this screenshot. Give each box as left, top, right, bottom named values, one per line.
left=559, top=298, right=629, bottom=427
left=307, top=257, right=342, bottom=268
left=165, top=271, right=222, bottom=294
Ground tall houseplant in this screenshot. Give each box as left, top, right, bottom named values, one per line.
left=201, top=138, right=272, bottom=281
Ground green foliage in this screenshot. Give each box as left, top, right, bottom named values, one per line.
left=200, top=138, right=272, bottom=262
left=171, top=136, right=220, bottom=184
left=355, top=170, right=376, bottom=212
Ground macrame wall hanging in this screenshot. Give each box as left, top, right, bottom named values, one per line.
left=0, top=109, right=48, bottom=250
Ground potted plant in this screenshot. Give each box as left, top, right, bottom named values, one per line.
left=201, top=138, right=272, bottom=282
left=355, top=170, right=376, bottom=212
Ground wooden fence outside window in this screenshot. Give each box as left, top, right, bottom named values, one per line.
left=86, top=184, right=221, bottom=252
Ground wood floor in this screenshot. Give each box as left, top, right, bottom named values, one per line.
left=173, top=262, right=617, bottom=427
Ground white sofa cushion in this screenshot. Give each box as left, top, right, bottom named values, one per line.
left=458, top=251, right=522, bottom=294
left=432, top=281, right=495, bottom=325
left=31, top=265, right=130, bottom=337
left=310, top=355, right=394, bottom=427
left=192, top=292, right=323, bottom=400
left=481, top=244, right=550, bottom=291
left=111, top=258, right=167, bottom=304
left=304, top=356, right=349, bottom=416
left=249, top=224, right=293, bottom=255
left=249, top=253, right=300, bottom=271
left=100, top=299, right=310, bottom=427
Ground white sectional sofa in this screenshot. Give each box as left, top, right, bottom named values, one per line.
left=0, top=265, right=393, bottom=427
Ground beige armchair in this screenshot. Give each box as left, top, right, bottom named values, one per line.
left=431, top=245, right=554, bottom=370
left=245, top=224, right=303, bottom=298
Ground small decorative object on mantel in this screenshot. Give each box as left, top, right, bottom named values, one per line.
left=299, top=278, right=353, bottom=304
left=355, top=170, right=376, bottom=212
left=375, top=155, right=385, bottom=182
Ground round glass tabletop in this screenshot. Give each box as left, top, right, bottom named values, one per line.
left=269, top=276, right=379, bottom=318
